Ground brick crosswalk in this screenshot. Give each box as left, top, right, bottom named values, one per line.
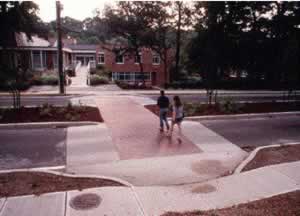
left=95, top=97, right=201, bottom=160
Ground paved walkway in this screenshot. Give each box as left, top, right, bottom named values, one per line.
left=136, top=161, right=300, bottom=215
left=1, top=161, right=300, bottom=216
left=66, top=96, right=246, bottom=186
left=0, top=187, right=143, bottom=216
left=70, top=66, right=88, bottom=88
left=95, top=97, right=200, bottom=160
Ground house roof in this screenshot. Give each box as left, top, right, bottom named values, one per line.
left=65, top=44, right=98, bottom=51
left=15, top=32, right=50, bottom=47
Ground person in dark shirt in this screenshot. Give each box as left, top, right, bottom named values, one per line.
left=157, top=90, right=170, bottom=132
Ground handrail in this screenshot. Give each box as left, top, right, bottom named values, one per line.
left=87, top=61, right=91, bottom=85
left=75, top=60, right=81, bottom=74
left=87, top=60, right=96, bottom=86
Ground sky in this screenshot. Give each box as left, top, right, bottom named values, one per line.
left=34, top=0, right=113, bottom=22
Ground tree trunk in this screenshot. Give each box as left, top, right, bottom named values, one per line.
left=163, top=50, right=168, bottom=87
left=174, top=2, right=182, bottom=82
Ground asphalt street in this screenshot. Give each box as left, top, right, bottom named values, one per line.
left=0, top=128, right=66, bottom=170
left=1, top=93, right=300, bottom=107
left=201, top=115, right=300, bottom=149
left=146, top=94, right=300, bottom=103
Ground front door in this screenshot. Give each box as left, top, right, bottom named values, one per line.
left=151, top=72, right=157, bottom=86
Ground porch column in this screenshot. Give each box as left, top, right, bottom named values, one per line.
left=40, top=50, right=43, bottom=69
left=31, top=50, right=34, bottom=69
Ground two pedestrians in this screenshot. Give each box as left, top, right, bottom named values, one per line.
left=157, top=91, right=184, bottom=138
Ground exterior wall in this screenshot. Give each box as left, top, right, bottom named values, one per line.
left=72, top=52, right=96, bottom=66
left=96, top=46, right=173, bottom=86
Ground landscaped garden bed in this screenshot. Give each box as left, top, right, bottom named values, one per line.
left=242, top=144, right=300, bottom=172
left=115, top=80, right=153, bottom=90
left=162, top=190, right=300, bottom=216
left=0, top=172, right=125, bottom=198
left=145, top=101, right=300, bottom=117
left=0, top=104, right=103, bottom=123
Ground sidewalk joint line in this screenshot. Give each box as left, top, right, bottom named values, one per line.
left=64, top=192, right=68, bottom=216
left=130, top=185, right=147, bottom=216
left=0, top=198, right=7, bottom=215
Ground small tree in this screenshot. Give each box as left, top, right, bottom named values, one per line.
left=103, top=2, right=157, bottom=85
left=0, top=1, right=45, bottom=108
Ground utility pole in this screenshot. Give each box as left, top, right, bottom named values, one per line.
left=56, top=1, right=65, bottom=94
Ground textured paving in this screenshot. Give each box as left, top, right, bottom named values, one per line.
left=95, top=97, right=201, bottom=160
left=96, top=97, right=201, bottom=159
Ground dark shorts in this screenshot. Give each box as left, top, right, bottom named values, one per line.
left=173, top=117, right=183, bottom=124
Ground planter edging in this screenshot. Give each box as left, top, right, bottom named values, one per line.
left=234, top=142, right=300, bottom=174
left=0, top=121, right=101, bottom=129
left=183, top=111, right=300, bottom=121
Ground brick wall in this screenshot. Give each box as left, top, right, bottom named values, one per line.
left=96, top=45, right=173, bottom=87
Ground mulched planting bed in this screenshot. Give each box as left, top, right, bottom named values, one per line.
left=145, top=102, right=300, bottom=117
left=242, top=144, right=300, bottom=172
left=0, top=172, right=125, bottom=198
left=162, top=190, right=300, bottom=216
left=0, top=106, right=103, bottom=123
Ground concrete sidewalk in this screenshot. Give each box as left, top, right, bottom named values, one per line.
left=66, top=96, right=246, bottom=186
left=1, top=161, right=300, bottom=216
left=136, top=160, right=300, bottom=215
left=0, top=187, right=143, bottom=216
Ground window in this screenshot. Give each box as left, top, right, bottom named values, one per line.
left=152, top=53, right=160, bottom=65
left=134, top=53, right=142, bottom=64
left=53, top=53, right=58, bottom=68
left=135, top=72, right=150, bottom=81
left=32, top=51, right=42, bottom=68
left=112, top=72, right=151, bottom=81
left=98, top=53, right=105, bottom=64
left=115, top=53, right=124, bottom=64
left=42, top=51, right=47, bottom=68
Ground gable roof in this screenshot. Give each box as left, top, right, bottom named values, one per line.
left=15, top=32, right=50, bottom=47
left=65, top=44, right=98, bottom=51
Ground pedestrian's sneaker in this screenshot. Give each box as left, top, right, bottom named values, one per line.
left=160, top=128, right=164, bottom=132
left=177, top=138, right=182, bottom=144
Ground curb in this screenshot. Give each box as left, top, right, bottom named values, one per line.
left=234, top=142, right=300, bottom=174
left=0, top=121, right=102, bottom=129
left=184, top=111, right=300, bottom=121
left=0, top=168, right=133, bottom=189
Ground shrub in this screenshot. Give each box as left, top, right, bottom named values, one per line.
left=31, top=74, right=58, bottom=86
left=218, top=99, right=244, bottom=114
left=92, top=66, right=112, bottom=78
left=41, top=75, right=58, bottom=85
left=90, top=75, right=109, bottom=85
left=165, top=80, right=203, bottom=89
left=39, top=103, right=53, bottom=117
left=96, top=64, right=105, bottom=70
left=115, top=80, right=152, bottom=89
left=65, top=65, right=75, bottom=77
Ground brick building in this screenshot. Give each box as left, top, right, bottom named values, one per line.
left=96, top=44, right=173, bottom=87
left=0, top=33, right=173, bottom=87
